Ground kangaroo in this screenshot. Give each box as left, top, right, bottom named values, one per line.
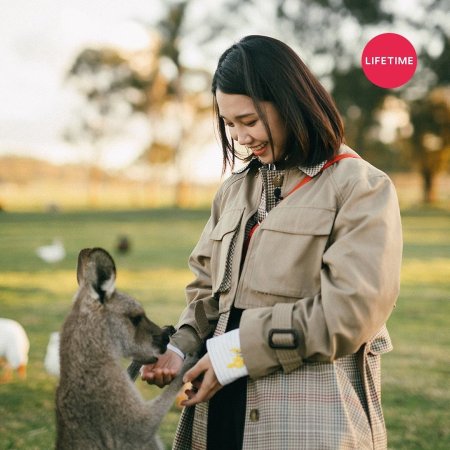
left=55, top=248, right=195, bottom=450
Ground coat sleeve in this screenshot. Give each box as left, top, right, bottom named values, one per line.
left=240, top=173, right=403, bottom=378
left=170, top=190, right=223, bottom=355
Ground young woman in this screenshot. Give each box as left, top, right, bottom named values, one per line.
left=141, top=35, right=402, bottom=450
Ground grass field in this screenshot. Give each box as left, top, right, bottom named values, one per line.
left=0, top=207, right=449, bottom=449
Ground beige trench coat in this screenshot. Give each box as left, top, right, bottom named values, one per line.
left=171, top=146, right=402, bottom=450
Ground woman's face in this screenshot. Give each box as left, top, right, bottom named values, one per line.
left=216, top=90, right=287, bottom=164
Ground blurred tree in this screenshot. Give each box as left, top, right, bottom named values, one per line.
left=209, top=0, right=449, bottom=202
left=66, top=0, right=449, bottom=204
left=273, top=0, right=449, bottom=202
left=64, top=47, right=145, bottom=205
left=65, top=0, right=212, bottom=207
left=406, top=87, right=450, bottom=203
left=137, top=0, right=213, bottom=206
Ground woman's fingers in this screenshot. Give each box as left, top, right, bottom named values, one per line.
left=191, top=378, right=203, bottom=390
left=140, top=350, right=183, bottom=387
left=182, top=357, right=206, bottom=384
left=181, top=373, right=221, bottom=406
left=143, top=367, right=177, bottom=387
left=181, top=354, right=223, bottom=406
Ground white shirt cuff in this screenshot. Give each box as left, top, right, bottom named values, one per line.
left=167, top=343, right=185, bottom=360
left=207, top=329, right=249, bottom=386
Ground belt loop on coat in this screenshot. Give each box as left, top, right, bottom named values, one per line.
left=270, top=303, right=302, bottom=373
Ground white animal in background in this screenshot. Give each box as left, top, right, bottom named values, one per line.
left=0, top=318, right=30, bottom=382
left=44, top=332, right=60, bottom=377
left=36, top=238, right=66, bottom=263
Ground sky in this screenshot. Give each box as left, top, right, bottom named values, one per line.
left=0, top=0, right=229, bottom=178
left=0, top=0, right=167, bottom=169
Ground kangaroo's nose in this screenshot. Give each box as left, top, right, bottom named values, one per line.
left=160, top=325, right=176, bottom=348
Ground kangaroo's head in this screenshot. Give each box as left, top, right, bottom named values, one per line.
left=76, top=248, right=174, bottom=365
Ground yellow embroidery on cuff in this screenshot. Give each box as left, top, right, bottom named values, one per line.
left=227, top=348, right=244, bottom=369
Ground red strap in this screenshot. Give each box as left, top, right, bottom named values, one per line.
left=286, top=153, right=360, bottom=197
left=248, top=223, right=259, bottom=240
left=243, top=223, right=259, bottom=258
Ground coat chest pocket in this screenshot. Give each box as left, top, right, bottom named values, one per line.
left=210, top=208, right=244, bottom=293
left=249, top=206, right=335, bottom=298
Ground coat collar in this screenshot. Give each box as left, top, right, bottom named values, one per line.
left=232, top=158, right=326, bottom=177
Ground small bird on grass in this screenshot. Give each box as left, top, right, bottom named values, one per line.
left=116, top=235, right=131, bottom=254
left=36, top=238, right=66, bottom=263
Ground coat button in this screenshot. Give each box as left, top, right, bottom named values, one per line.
left=249, top=409, right=259, bottom=422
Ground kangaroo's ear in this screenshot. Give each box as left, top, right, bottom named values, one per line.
left=77, top=248, right=116, bottom=303
left=77, top=248, right=92, bottom=286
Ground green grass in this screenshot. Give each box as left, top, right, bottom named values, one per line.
left=0, top=207, right=449, bottom=449
left=382, top=209, right=450, bottom=449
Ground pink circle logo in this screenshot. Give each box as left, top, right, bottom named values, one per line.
left=361, top=33, right=417, bottom=89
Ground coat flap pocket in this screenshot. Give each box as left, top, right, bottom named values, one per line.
left=260, top=207, right=335, bottom=235
left=210, top=208, right=244, bottom=240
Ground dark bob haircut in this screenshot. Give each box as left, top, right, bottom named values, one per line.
left=211, top=35, right=344, bottom=172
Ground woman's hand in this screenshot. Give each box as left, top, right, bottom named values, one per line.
left=141, top=349, right=183, bottom=388
left=181, top=353, right=223, bottom=406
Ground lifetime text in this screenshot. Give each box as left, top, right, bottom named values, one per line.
left=364, top=56, right=415, bottom=65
